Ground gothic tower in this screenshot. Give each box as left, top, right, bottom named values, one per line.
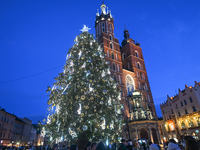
left=95, top=2, right=161, bottom=143
left=95, top=2, right=128, bottom=119
left=121, top=29, right=157, bottom=119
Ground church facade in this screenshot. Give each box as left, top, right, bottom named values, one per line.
left=94, top=2, right=162, bottom=144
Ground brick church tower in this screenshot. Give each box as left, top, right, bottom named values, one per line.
left=95, top=2, right=161, bottom=144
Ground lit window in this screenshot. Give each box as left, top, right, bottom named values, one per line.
left=111, top=52, right=114, bottom=59
left=184, top=100, right=187, bottom=105
left=189, top=97, right=193, bottom=103
left=189, top=119, right=194, bottom=127
left=181, top=121, right=186, bottom=129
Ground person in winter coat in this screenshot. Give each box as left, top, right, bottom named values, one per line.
left=118, top=139, right=127, bottom=150
left=95, top=142, right=107, bottom=150
left=149, top=142, right=159, bottom=150
left=185, top=139, right=199, bottom=150
left=167, top=139, right=181, bottom=150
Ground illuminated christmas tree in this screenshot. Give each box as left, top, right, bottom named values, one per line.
left=45, top=25, right=123, bottom=144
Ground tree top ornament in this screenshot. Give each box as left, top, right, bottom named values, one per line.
left=80, top=25, right=91, bottom=32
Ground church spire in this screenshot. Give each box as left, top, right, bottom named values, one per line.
left=100, top=0, right=106, bottom=14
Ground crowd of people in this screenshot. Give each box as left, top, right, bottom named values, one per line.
left=1, top=135, right=200, bottom=150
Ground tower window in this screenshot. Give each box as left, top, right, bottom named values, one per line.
left=184, top=100, right=187, bottom=105
left=110, top=43, right=113, bottom=49
left=109, top=23, right=112, bottom=32
left=109, top=35, right=113, bottom=41
left=189, top=97, right=193, bottom=103
left=163, top=110, right=165, bottom=114
left=140, top=72, right=143, bottom=79
left=112, top=63, right=116, bottom=71
left=135, top=51, right=139, bottom=57
left=192, top=106, right=197, bottom=112
left=102, top=22, right=105, bottom=32
left=122, top=53, right=126, bottom=60
left=111, top=52, right=114, bottom=59
left=176, top=104, right=178, bottom=109
left=113, top=74, right=117, bottom=81
left=137, top=62, right=141, bottom=69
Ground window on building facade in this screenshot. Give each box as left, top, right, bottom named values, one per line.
left=192, top=106, right=197, bottom=112
left=109, top=35, right=113, bottom=41
left=140, top=72, right=143, bottom=79
left=181, top=102, right=183, bottom=107
left=135, top=51, right=139, bottom=57
left=197, top=117, right=200, bottom=126
left=119, top=75, right=121, bottom=84
left=189, top=97, right=193, bottom=103
left=181, top=121, right=186, bottom=129
left=170, top=103, right=171, bottom=106
left=184, top=100, right=187, bottom=105
left=178, top=111, right=181, bottom=116
left=137, top=62, right=141, bottom=69
left=163, top=110, right=165, bottom=114
left=113, top=74, right=117, bottom=81
left=109, top=23, right=112, bottom=32
left=189, top=119, right=194, bottom=128
left=185, top=109, right=188, bottom=114
left=3, top=133, right=5, bottom=138
left=111, top=52, right=114, bottom=59
left=176, top=104, right=178, bottom=109
left=116, top=53, right=118, bottom=60
left=126, top=76, right=135, bottom=95
left=117, top=64, right=119, bottom=72
left=110, top=43, right=113, bottom=49
left=112, top=63, right=116, bottom=71
left=122, top=53, right=126, bottom=60
left=7, top=119, right=9, bottom=123
left=171, top=109, right=174, bottom=114
left=102, top=22, right=105, bottom=32
left=1, top=117, right=3, bottom=121
left=169, top=115, right=171, bottom=119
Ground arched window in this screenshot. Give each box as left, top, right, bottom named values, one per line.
left=110, top=42, right=113, bottom=49
left=140, top=72, right=143, bottom=79
left=126, top=75, right=135, bottom=95
left=112, top=63, right=116, bottom=71
left=137, top=62, right=141, bottom=69
left=102, top=22, right=105, bottom=32
left=135, top=51, right=139, bottom=57
left=111, top=52, right=114, bottom=59
left=122, top=53, right=126, bottom=60
left=189, top=119, right=194, bottom=128
left=109, top=23, right=112, bottom=32
left=113, top=74, right=117, bottom=81
left=109, top=34, right=113, bottom=41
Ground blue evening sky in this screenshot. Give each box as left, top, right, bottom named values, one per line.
left=0, top=0, right=200, bottom=123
